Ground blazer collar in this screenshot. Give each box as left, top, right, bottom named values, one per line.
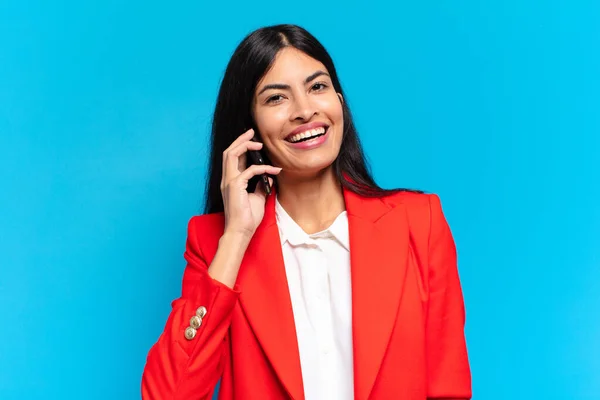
left=236, top=185, right=410, bottom=400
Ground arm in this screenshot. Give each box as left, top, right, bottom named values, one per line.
left=426, top=194, right=472, bottom=400
left=141, top=128, right=281, bottom=399
left=141, top=217, right=244, bottom=400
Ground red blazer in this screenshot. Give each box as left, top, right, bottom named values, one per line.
left=142, top=189, right=471, bottom=400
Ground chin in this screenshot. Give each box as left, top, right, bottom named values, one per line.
left=288, top=159, right=338, bottom=178
left=272, top=143, right=341, bottom=177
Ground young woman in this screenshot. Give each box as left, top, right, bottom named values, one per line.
left=142, top=24, right=471, bottom=400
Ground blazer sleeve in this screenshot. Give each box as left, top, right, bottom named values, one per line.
left=142, top=216, right=240, bottom=400
left=426, top=194, right=472, bottom=399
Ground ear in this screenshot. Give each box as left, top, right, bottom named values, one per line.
left=337, top=93, right=344, bottom=104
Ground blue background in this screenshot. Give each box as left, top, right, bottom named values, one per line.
left=1, top=0, right=598, bottom=398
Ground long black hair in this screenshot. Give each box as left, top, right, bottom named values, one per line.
left=204, top=24, right=419, bottom=214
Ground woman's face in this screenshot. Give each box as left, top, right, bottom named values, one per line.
left=252, top=47, right=344, bottom=177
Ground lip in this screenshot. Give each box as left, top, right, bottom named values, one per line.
left=285, top=126, right=330, bottom=150
left=285, top=122, right=329, bottom=141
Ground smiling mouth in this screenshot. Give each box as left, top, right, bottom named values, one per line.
left=285, top=126, right=328, bottom=143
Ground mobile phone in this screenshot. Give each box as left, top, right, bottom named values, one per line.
left=248, top=136, right=272, bottom=195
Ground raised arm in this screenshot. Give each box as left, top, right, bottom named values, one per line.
left=142, top=128, right=281, bottom=399
left=141, top=218, right=244, bottom=400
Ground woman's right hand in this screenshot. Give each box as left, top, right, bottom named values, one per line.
left=220, top=128, right=282, bottom=240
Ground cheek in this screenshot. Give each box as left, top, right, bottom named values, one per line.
left=332, top=103, right=344, bottom=125
left=317, top=96, right=344, bottom=125
left=254, top=107, right=288, bottom=139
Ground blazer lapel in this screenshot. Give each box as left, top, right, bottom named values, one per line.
left=344, top=189, right=410, bottom=400
left=236, top=192, right=305, bottom=400
left=234, top=187, right=409, bottom=400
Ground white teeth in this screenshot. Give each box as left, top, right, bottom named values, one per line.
left=288, top=127, right=326, bottom=143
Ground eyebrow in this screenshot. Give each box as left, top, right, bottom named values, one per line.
left=257, top=70, right=330, bottom=95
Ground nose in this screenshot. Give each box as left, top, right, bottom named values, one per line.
left=289, top=92, right=317, bottom=121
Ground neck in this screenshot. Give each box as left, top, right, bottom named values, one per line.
left=275, top=167, right=346, bottom=234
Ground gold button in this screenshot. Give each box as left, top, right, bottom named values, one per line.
left=190, top=315, right=202, bottom=329
left=196, top=306, right=207, bottom=318
left=184, top=327, right=197, bottom=340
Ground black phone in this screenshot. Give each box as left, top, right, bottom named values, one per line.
left=248, top=135, right=272, bottom=195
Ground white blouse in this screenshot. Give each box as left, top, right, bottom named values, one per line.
left=275, top=197, right=354, bottom=400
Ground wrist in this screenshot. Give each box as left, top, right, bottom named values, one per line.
left=220, top=230, right=253, bottom=251
left=208, top=231, right=251, bottom=288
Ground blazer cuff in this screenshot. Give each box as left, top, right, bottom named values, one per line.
left=173, top=270, right=241, bottom=356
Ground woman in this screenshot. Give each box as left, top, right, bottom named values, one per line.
left=142, top=24, right=471, bottom=400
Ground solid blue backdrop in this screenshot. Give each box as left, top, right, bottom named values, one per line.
left=1, top=0, right=598, bottom=398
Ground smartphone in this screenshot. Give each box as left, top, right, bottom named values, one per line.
left=248, top=135, right=272, bottom=195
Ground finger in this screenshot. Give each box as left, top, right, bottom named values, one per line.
left=237, top=164, right=282, bottom=183
left=223, top=141, right=264, bottom=180
left=222, top=129, right=257, bottom=181
left=233, top=141, right=263, bottom=175
left=224, top=129, right=255, bottom=155
left=228, top=139, right=263, bottom=158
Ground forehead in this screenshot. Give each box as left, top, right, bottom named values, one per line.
left=260, top=47, right=327, bottom=83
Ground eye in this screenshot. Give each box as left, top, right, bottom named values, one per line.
left=266, top=94, right=285, bottom=104
left=311, top=82, right=328, bottom=91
